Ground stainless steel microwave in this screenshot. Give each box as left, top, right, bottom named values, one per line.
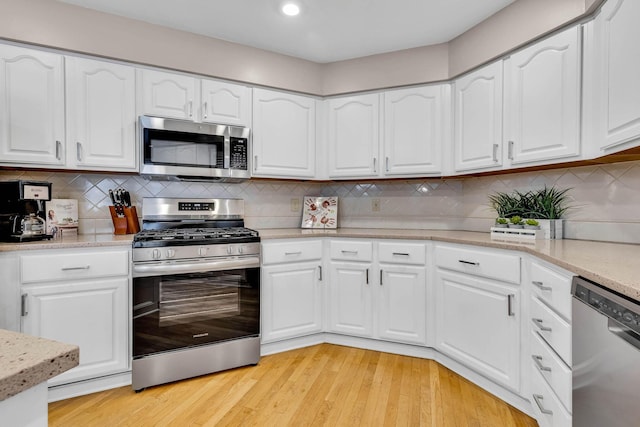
left=139, top=115, right=251, bottom=182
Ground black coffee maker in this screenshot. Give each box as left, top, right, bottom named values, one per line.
left=0, top=180, right=53, bottom=242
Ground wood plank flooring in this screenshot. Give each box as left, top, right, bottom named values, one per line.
left=49, top=344, right=538, bottom=427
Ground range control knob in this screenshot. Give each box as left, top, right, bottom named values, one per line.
left=152, top=249, right=161, bottom=260
left=166, top=249, right=176, bottom=258
left=227, top=246, right=234, bottom=255
left=238, top=245, right=244, bottom=254
left=198, top=247, right=208, bottom=257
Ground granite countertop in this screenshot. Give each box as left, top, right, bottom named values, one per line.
left=0, top=329, right=78, bottom=401
left=0, top=233, right=134, bottom=252
left=258, top=228, right=640, bottom=302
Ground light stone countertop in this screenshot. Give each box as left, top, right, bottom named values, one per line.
left=0, top=233, right=134, bottom=252
left=258, top=228, right=640, bottom=302
left=0, top=329, right=78, bottom=401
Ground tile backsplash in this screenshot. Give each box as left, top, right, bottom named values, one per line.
left=3, top=160, right=640, bottom=243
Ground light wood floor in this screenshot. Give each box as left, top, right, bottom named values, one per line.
left=49, top=344, right=538, bottom=427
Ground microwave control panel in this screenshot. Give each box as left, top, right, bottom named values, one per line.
left=230, top=138, right=248, bottom=170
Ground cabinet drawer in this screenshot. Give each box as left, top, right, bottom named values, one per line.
left=330, top=240, right=373, bottom=262
left=530, top=260, right=573, bottom=321
left=378, top=242, right=426, bottom=265
left=261, top=240, right=322, bottom=265
left=21, top=249, right=129, bottom=284
left=530, top=363, right=572, bottom=427
left=530, top=296, right=571, bottom=366
left=530, top=329, right=572, bottom=413
left=435, top=244, right=520, bottom=284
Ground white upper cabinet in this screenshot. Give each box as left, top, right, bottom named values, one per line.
left=383, top=85, right=449, bottom=176
left=327, top=94, right=380, bottom=178
left=200, top=79, right=251, bottom=126
left=504, top=26, right=581, bottom=165
left=0, top=45, right=65, bottom=166
left=453, top=61, right=504, bottom=173
left=584, top=0, right=640, bottom=153
left=252, top=88, right=316, bottom=178
left=65, top=57, right=137, bottom=171
left=138, top=69, right=198, bottom=120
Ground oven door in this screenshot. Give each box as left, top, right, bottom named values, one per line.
left=133, top=264, right=260, bottom=358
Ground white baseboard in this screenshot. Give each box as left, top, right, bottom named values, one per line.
left=48, top=371, right=132, bottom=403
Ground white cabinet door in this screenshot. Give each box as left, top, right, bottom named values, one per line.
left=21, top=277, right=129, bottom=386
left=328, top=261, right=373, bottom=337
left=0, top=45, right=65, bottom=166
left=327, top=94, right=380, bottom=178
left=201, top=79, right=251, bottom=126
left=588, top=0, right=640, bottom=152
left=383, top=85, right=446, bottom=176
left=435, top=270, right=520, bottom=392
left=138, top=69, right=198, bottom=120
left=453, top=61, right=503, bottom=172
left=65, top=57, right=137, bottom=171
left=252, top=89, right=316, bottom=178
left=504, top=27, right=581, bottom=165
left=377, top=264, right=426, bottom=345
left=261, top=261, right=323, bottom=343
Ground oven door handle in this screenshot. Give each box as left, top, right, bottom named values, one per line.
left=133, top=256, right=260, bottom=277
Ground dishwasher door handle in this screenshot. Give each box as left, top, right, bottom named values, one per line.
left=608, top=319, right=640, bottom=350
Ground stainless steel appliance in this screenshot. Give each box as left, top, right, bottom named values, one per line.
left=131, top=198, right=260, bottom=391
left=572, top=276, right=640, bottom=426
left=0, top=180, right=52, bottom=242
left=139, top=115, right=251, bottom=182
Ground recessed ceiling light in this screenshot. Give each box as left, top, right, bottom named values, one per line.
left=282, top=2, right=300, bottom=16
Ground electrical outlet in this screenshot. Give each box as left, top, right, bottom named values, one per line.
left=290, top=198, right=301, bottom=212
left=372, top=198, right=380, bottom=212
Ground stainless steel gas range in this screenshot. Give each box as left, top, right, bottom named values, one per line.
left=131, top=198, right=260, bottom=391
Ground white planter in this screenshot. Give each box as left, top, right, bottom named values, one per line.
left=532, top=219, right=563, bottom=239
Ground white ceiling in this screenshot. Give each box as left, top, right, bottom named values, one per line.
left=56, top=0, right=516, bottom=63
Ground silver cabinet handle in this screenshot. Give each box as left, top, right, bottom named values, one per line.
left=532, top=318, right=552, bottom=332
left=380, top=269, right=383, bottom=286
left=366, top=268, right=369, bottom=285
left=254, top=155, right=258, bottom=172
left=385, top=156, right=389, bottom=172
left=61, top=265, right=91, bottom=271
left=458, top=259, right=479, bottom=266
left=341, top=250, right=358, bottom=255
left=21, top=293, right=28, bottom=316
left=532, top=281, right=552, bottom=291
left=76, top=142, right=83, bottom=162
left=492, top=143, right=499, bottom=163
left=532, top=394, right=553, bottom=415
left=373, top=157, right=377, bottom=173
left=56, top=140, right=62, bottom=160
left=532, top=355, right=552, bottom=372
left=507, top=294, right=515, bottom=316
left=318, top=265, right=322, bottom=281
left=508, top=140, right=514, bottom=160
left=203, top=101, right=208, bottom=119
left=188, top=100, right=193, bottom=117
left=392, top=252, right=410, bottom=256
left=284, top=251, right=302, bottom=255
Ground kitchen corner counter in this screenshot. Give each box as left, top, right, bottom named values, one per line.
left=0, top=234, right=133, bottom=252
left=257, top=228, right=640, bottom=302
left=0, top=329, right=79, bottom=401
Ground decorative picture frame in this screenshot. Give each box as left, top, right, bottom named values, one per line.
left=301, top=196, right=338, bottom=229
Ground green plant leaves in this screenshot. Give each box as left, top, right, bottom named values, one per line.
left=488, top=186, right=571, bottom=219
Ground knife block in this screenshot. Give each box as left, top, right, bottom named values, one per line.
left=109, top=206, right=140, bottom=235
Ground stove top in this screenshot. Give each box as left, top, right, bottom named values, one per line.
left=133, top=226, right=259, bottom=248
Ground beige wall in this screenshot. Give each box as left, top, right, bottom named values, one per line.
left=0, top=0, right=607, bottom=95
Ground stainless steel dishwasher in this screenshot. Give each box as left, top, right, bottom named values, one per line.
left=572, top=276, right=640, bottom=427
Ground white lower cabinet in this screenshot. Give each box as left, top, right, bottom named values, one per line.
left=19, top=247, right=130, bottom=388
left=328, top=260, right=374, bottom=337
left=261, top=240, right=323, bottom=343
left=434, top=243, right=521, bottom=392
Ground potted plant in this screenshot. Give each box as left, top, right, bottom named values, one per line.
left=524, top=219, right=540, bottom=230
left=495, top=217, right=508, bottom=228
left=508, top=216, right=524, bottom=229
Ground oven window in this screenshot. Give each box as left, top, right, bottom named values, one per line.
left=133, top=267, right=259, bottom=358
left=144, top=129, right=224, bottom=169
